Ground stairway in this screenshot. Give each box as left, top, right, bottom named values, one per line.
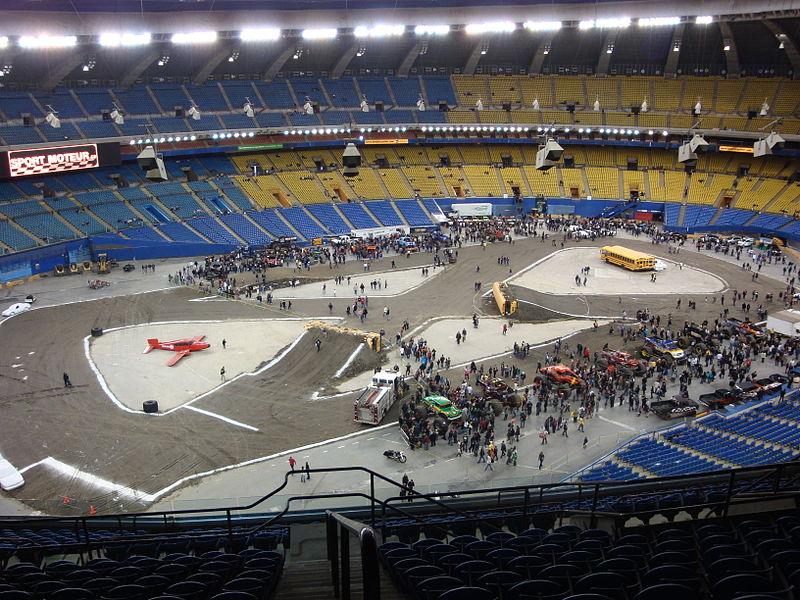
left=274, top=559, right=404, bottom=600
left=599, top=200, right=638, bottom=219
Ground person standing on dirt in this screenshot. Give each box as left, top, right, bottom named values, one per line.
left=63, top=372, right=72, bottom=388
left=288, top=456, right=296, bottom=474
left=222, top=339, right=227, bottom=349
left=315, top=339, right=322, bottom=352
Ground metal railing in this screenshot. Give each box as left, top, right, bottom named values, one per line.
left=327, top=510, right=380, bottom=600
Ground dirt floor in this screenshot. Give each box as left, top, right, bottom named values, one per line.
left=0, top=236, right=786, bottom=515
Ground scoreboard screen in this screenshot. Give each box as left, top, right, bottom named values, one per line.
left=0, top=142, right=121, bottom=178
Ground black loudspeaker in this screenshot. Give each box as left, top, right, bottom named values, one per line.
left=375, top=101, right=384, bottom=112
left=788, top=170, right=800, bottom=184
left=563, top=155, right=575, bottom=168
left=631, top=105, right=640, bottom=115
left=312, top=102, right=321, bottom=113
left=502, top=102, right=511, bottom=112
left=181, top=167, right=199, bottom=182
left=175, top=107, right=184, bottom=117
left=737, top=165, right=749, bottom=178
left=627, top=157, right=638, bottom=171
left=747, top=110, right=757, bottom=119
left=22, top=113, right=32, bottom=126
left=438, top=101, right=448, bottom=112
left=567, top=104, right=575, bottom=113
left=102, top=110, right=111, bottom=121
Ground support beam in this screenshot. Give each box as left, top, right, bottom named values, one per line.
left=718, top=21, right=741, bottom=78
left=192, top=41, right=238, bottom=86
left=596, top=30, right=620, bottom=76
left=263, top=41, right=297, bottom=82
left=396, top=39, right=423, bottom=78
left=330, top=42, right=360, bottom=80
left=529, top=33, right=556, bottom=76
left=664, top=23, right=685, bottom=77
left=463, top=37, right=487, bottom=76
left=763, top=19, right=800, bottom=79
left=119, top=47, right=163, bottom=90
left=39, top=52, right=88, bottom=93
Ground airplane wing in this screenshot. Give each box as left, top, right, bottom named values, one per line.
left=192, top=335, right=206, bottom=342
left=165, top=350, right=191, bottom=367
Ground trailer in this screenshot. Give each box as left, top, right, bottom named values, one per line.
left=353, top=370, right=401, bottom=425
left=767, top=309, right=800, bottom=337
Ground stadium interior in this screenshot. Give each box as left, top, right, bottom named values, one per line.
left=2, top=1, right=800, bottom=599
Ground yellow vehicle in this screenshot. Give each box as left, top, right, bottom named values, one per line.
left=600, top=246, right=656, bottom=271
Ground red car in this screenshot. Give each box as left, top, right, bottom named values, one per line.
left=540, top=365, right=585, bottom=387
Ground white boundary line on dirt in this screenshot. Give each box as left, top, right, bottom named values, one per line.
left=334, top=343, right=365, bottom=378
left=183, top=406, right=259, bottom=431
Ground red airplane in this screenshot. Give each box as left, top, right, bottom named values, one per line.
left=143, top=335, right=210, bottom=366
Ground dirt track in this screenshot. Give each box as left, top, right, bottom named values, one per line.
left=0, top=236, right=785, bottom=514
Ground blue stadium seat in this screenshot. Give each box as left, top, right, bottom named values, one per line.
left=387, top=77, right=422, bottom=107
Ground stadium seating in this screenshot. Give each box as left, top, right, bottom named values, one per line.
left=185, top=216, right=241, bottom=243
left=387, top=77, right=422, bottom=107
left=219, top=213, right=272, bottom=245
left=394, top=199, right=433, bottom=226
left=156, top=221, right=206, bottom=243
left=306, top=203, right=351, bottom=235
left=278, top=206, right=329, bottom=239
left=337, top=202, right=379, bottom=229
left=0, top=221, right=39, bottom=250
left=365, top=200, right=404, bottom=226
left=247, top=209, right=298, bottom=239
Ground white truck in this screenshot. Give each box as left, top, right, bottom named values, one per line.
left=353, top=370, right=401, bottom=425
left=448, top=202, right=493, bottom=218
left=767, top=309, right=800, bottom=337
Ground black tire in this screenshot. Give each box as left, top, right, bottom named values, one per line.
left=596, top=358, right=609, bottom=369
left=142, top=400, right=159, bottom=413
left=662, top=354, right=674, bottom=364
left=677, top=336, right=690, bottom=349
left=399, top=454, right=407, bottom=463
left=619, top=367, right=633, bottom=378
left=91, top=327, right=103, bottom=337
left=432, top=417, right=448, bottom=435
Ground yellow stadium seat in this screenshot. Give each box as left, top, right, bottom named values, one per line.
left=518, top=75, right=555, bottom=108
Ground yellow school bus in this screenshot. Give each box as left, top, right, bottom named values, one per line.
left=600, top=245, right=656, bottom=271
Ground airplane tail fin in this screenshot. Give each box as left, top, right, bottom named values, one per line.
left=143, top=339, right=158, bottom=354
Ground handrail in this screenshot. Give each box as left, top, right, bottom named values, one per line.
left=327, top=510, right=380, bottom=600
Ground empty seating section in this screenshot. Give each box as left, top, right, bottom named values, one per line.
left=113, top=87, right=160, bottom=116
left=323, top=78, right=359, bottom=107
left=234, top=175, right=285, bottom=208
left=664, top=202, right=681, bottom=226
left=291, top=79, right=327, bottom=108
left=214, top=179, right=254, bottom=211
left=772, top=80, right=800, bottom=116
left=647, top=171, right=685, bottom=203
left=277, top=171, right=329, bottom=204
left=387, top=77, right=422, bottom=107
left=767, top=183, right=800, bottom=215
left=352, top=111, right=385, bottom=124
left=338, top=203, right=379, bottom=229
left=385, top=109, right=415, bottom=124
left=0, top=200, right=45, bottom=219
left=279, top=207, right=328, bottom=239
left=524, top=167, right=561, bottom=197
left=585, top=78, right=618, bottom=110
left=682, top=205, right=717, bottom=228
left=665, top=428, right=794, bottom=467
left=341, top=168, right=384, bottom=200
left=0, top=92, right=42, bottom=119
left=703, top=410, right=800, bottom=448
left=617, top=437, right=724, bottom=477
left=714, top=208, right=754, bottom=228
left=378, top=169, right=414, bottom=197
left=307, top=203, right=351, bottom=234
left=438, top=166, right=467, bottom=196
left=249, top=209, right=298, bottom=238
left=157, top=221, right=205, bottom=242
left=422, top=76, right=458, bottom=106
left=560, top=167, right=585, bottom=197
left=518, top=76, right=554, bottom=107
left=15, top=213, right=76, bottom=242
left=189, top=114, right=224, bottom=131
left=186, top=84, right=229, bottom=112
left=219, top=213, right=272, bottom=245
left=321, top=110, right=352, bottom=125
left=489, top=76, right=523, bottom=107
left=367, top=200, right=404, bottom=226
left=681, top=78, right=708, bottom=112
left=89, top=202, right=145, bottom=229
left=462, top=166, right=503, bottom=196
left=57, top=208, right=107, bottom=235
left=254, top=80, right=296, bottom=109
left=401, top=166, right=444, bottom=197
left=620, top=77, right=650, bottom=109
left=149, top=84, right=190, bottom=112
left=422, top=199, right=445, bottom=219
left=124, top=226, right=166, bottom=241
left=687, top=173, right=736, bottom=205
left=715, top=79, right=746, bottom=114
left=185, top=216, right=240, bottom=243
left=499, top=167, right=529, bottom=196
left=452, top=75, right=490, bottom=107
left=0, top=221, right=37, bottom=249
left=585, top=167, right=620, bottom=199
left=749, top=213, right=791, bottom=231
left=651, top=78, right=682, bottom=111
left=197, top=156, right=237, bottom=176
left=394, top=199, right=432, bottom=226
left=357, top=78, right=392, bottom=106
left=256, top=112, right=290, bottom=128
left=223, top=82, right=261, bottom=109
left=0, top=125, right=44, bottom=145
left=78, top=120, right=120, bottom=138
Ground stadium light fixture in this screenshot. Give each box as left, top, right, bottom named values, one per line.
left=99, top=32, right=151, bottom=47
left=44, top=108, right=60, bottom=129
left=414, top=25, right=449, bottom=36
left=0, top=36, right=8, bottom=49
left=678, top=133, right=710, bottom=164
left=240, top=28, right=281, bottom=41
left=171, top=31, right=217, bottom=44
left=243, top=98, right=255, bottom=118
left=760, top=99, right=769, bottom=116
left=110, top=103, right=124, bottom=125
left=638, top=17, right=680, bottom=27
left=187, top=104, right=201, bottom=121
left=753, top=131, right=785, bottom=158
left=19, top=35, right=77, bottom=49
left=696, top=15, right=713, bottom=24
left=535, top=138, right=563, bottom=171
left=157, top=54, right=170, bottom=66
left=580, top=17, right=631, bottom=29
left=302, top=28, right=337, bottom=40
left=465, top=22, right=516, bottom=34
left=524, top=21, right=561, bottom=31
left=354, top=25, right=405, bottom=38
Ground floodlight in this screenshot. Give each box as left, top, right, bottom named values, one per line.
left=639, top=17, right=680, bottom=27
left=0, top=36, right=6, bottom=49
left=137, top=146, right=168, bottom=181
left=532, top=98, right=540, bottom=110
left=593, top=99, right=600, bottom=111
left=678, top=134, right=709, bottom=164
left=240, top=28, right=281, bottom=41
left=302, top=28, right=337, bottom=40
left=760, top=99, right=769, bottom=116
left=416, top=96, right=426, bottom=111
left=354, top=25, right=404, bottom=38
left=304, top=101, right=314, bottom=115
left=187, top=105, right=201, bottom=121
left=524, top=21, right=561, bottom=31
left=99, top=32, right=151, bottom=47
left=44, top=109, right=60, bottom=129
left=535, top=138, right=563, bottom=170
left=20, top=35, right=77, bottom=49
left=171, top=31, right=217, bottom=44
left=414, top=25, right=449, bottom=36
left=696, top=16, right=713, bottom=24
left=641, top=98, right=648, bottom=112
left=342, top=142, right=362, bottom=177
left=465, top=22, right=515, bottom=34
left=753, top=131, right=785, bottom=158
left=110, top=105, right=124, bottom=125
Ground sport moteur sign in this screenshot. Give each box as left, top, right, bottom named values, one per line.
left=7, top=143, right=99, bottom=177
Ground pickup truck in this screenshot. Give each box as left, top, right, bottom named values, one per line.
left=651, top=396, right=700, bottom=420
left=698, top=388, right=743, bottom=409
left=540, top=365, right=586, bottom=388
